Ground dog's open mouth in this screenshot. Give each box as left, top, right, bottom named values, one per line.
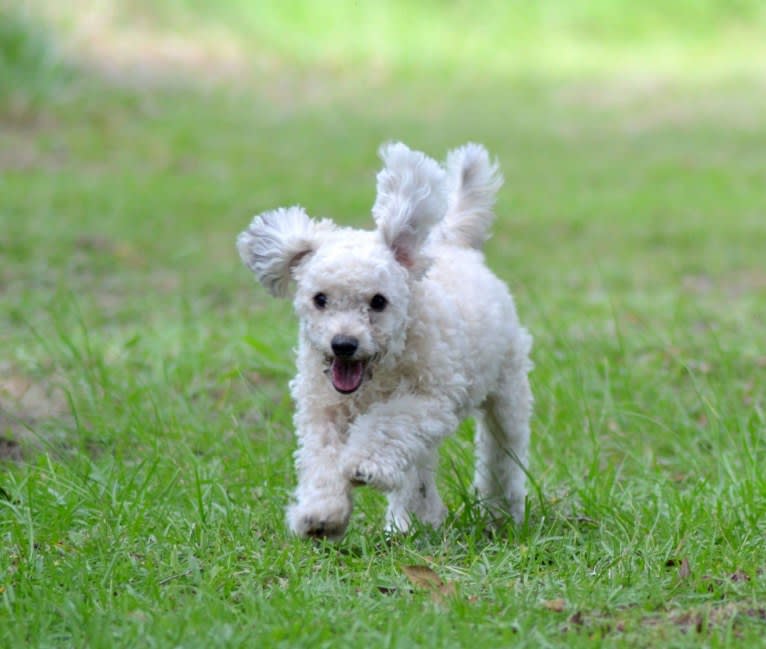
left=330, top=358, right=365, bottom=394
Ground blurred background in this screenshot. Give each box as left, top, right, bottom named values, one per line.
left=1, top=0, right=765, bottom=457
left=4, top=0, right=764, bottom=287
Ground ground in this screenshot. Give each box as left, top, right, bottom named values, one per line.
left=1, top=2, right=765, bottom=647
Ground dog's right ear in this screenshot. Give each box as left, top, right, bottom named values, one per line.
left=372, top=142, right=447, bottom=275
left=237, top=206, right=328, bottom=297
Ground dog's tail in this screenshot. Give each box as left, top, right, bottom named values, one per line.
left=436, top=143, right=503, bottom=250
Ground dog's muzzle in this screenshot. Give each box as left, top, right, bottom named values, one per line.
left=328, top=335, right=365, bottom=394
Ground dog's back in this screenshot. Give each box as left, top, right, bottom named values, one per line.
left=413, top=144, right=528, bottom=409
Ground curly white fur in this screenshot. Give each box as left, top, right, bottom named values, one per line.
left=238, top=142, right=533, bottom=540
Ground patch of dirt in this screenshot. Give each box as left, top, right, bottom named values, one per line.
left=27, top=1, right=390, bottom=110
left=36, top=2, right=253, bottom=88
left=557, top=76, right=766, bottom=133
left=557, top=75, right=671, bottom=110
left=0, top=367, right=71, bottom=461
left=561, top=602, right=766, bottom=638
left=682, top=271, right=766, bottom=299
left=0, top=112, right=66, bottom=170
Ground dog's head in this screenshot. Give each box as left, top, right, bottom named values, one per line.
left=237, top=142, right=447, bottom=395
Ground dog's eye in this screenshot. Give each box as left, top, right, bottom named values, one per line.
left=369, top=294, right=387, bottom=312
left=313, top=293, right=328, bottom=309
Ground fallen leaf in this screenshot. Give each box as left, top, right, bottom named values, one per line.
left=402, top=565, right=442, bottom=589
left=679, top=558, right=691, bottom=580
left=569, top=611, right=585, bottom=626
left=542, top=598, right=567, bottom=612
left=401, top=565, right=456, bottom=603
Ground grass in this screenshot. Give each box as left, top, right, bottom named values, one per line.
left=1, top=1, right=765, bottom=646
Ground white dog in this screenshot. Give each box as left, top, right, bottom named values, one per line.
left=237, top=142, right=533, bottom=540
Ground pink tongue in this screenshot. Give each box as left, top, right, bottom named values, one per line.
left=331, top=359, right=364, bottom=393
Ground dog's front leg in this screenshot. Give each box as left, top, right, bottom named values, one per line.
left=341, top=395, right=458, bottom=494
left=287, top=424, right=353, bottom=540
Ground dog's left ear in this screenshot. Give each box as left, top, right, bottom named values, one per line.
left=372, top=142, right=447, bottom=274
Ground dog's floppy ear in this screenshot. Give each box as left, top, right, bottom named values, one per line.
left=237, top=206, right=329, bottom=297
left=372, top=142, right=447, bottom=274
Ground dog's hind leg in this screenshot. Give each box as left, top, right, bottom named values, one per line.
left=384, top=453, right=446, bottom=533
left=474, top=348, right=533, bottom=524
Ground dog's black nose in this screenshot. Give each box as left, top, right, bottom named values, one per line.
left=331, top=335, right=358, bottom=358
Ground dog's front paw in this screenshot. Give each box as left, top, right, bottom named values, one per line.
left=346, top=458, right=401, bottom=492
left=287, top=493, right=353, bottom=541
left=350, top=466, right=375, bottom=487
